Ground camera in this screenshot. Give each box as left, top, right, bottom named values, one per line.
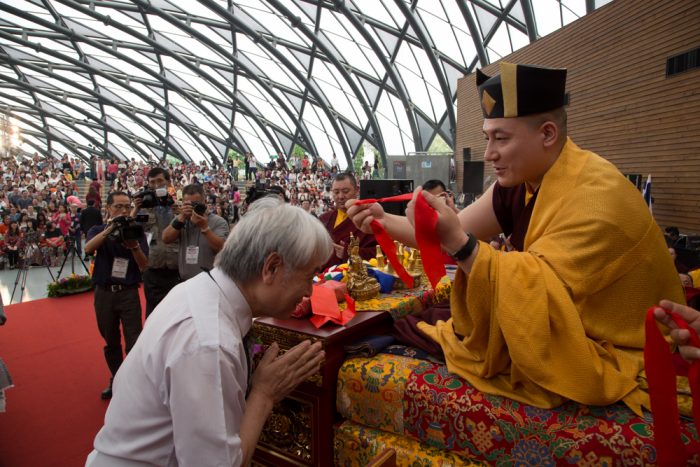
left=108, top=216, right=145, bottom=243
left=191, top=202, right=207, bottom=216
left=134, top=188, right=174, bottom=209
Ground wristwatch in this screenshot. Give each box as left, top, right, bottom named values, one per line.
left=450, top=233, right=478, bottom=262
left=170, top=218, right=185, bottom=230
left=200, top=227, right=210, bottom=234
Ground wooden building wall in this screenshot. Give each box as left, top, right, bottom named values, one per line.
left=455, top=0, right=700, bottom=233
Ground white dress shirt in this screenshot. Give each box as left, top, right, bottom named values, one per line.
left=86, top=268, right=252, bottom=467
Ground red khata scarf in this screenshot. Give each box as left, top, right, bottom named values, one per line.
left=645, top=306, right=700, bottom=465
left=355, top=193, right=446, bottom=289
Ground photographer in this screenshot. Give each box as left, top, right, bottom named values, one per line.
left=132, top=167, right=180, bottom=318
left=422, top=179, right=459, bottom=213
left=85, top=191, right=149, bottom=400
left=162, top=184, right=229, bottom=281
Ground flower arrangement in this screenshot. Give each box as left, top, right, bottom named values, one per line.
left=47, top=274, right=94, bottom=297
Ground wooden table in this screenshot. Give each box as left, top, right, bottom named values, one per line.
left=251, top=311, right=392, bottom=466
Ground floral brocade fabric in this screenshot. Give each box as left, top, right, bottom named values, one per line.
left=335, top=420, right=482, bottom=466
left=336, top=353, right=699, bottom=466
left=340, top=277, right=452, bottom=321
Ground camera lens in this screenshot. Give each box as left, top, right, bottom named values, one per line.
left=193, top=203, right=206, bottom=216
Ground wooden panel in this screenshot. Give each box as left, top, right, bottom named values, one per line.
left=455, top=0, right=700, bottom=232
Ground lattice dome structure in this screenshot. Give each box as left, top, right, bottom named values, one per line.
left=0, top=0, right=611, bottom=168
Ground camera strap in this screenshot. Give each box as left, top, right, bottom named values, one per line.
left=183, top=221, right=202, bottom=265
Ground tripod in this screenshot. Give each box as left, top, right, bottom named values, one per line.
left=55, top=237, right=89, bottom=281
left=10, top=232, right=53, bottom=303
left=9, top=241, right=54, bottom=305
left=9, top=250, right=30, bottom=305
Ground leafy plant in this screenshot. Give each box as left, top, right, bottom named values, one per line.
left=47, top=274, right=93, bottom=297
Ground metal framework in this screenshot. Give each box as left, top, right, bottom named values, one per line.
left=0, top=0, right=605, bottom=168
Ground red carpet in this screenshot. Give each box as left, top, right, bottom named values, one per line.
left=0, top=289, right=145, bottom=467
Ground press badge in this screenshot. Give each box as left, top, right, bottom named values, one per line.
left=112, top=257, right=129, bottom=279
left=186, top=246, right=199, bottom=265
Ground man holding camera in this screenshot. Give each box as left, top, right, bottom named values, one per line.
left=162, top=184, right=229, bottom=281
left=85, top=191, right=149, bottom=400
left=132, top=167, right=181, bottom=318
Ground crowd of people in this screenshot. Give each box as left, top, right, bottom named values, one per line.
left=233, top=155, right=342, bottom=217
left=0, top=153, right=90, bottom=269
left=0, top=150, right=363, bottom=270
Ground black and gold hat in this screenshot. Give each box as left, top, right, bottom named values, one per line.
left=477, top=62, right=567, bottom=118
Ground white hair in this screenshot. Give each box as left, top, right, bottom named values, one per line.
left=216, top=196, right=332, bottom=283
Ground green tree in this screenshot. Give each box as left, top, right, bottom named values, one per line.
left=292, top=144, right=305, bottom=159
left=353, top=145, right=364, bottom=174
left=165, top=154, right=180, bottom=166
left=227, top=148, right=242, bottom=161
left=373, top=150, right=384, bottom=179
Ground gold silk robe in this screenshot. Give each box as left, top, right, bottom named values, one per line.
left=418, top=138, right=684, bottom=414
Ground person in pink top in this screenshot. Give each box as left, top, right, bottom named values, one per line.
left=107, top=160, right=119, bottom=181
left=232, top=185, right=241, bottom=223
left=52, top=204, right=72, bottom=236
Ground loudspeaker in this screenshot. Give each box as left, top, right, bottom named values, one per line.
left=359, top=179, right=414, bottom=216
left=462, top=161, right=484, bottom=194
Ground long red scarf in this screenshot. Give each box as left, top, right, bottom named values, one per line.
left=355, top=193, right=446, bottom=288
left=644, top=306, right=700, bottom=465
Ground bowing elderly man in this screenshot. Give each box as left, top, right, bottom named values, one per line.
left=346, top=62, right=683, bottom=414
left=87, top=196, right=330, bottom=466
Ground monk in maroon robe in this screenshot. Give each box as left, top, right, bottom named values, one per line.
left=318, top=173, right=377, bottom=271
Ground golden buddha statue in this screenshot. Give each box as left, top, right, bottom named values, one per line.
left=346, top=234, right=381, bottom=301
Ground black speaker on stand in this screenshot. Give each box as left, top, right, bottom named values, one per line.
left=359, top=179, right=414, bottom=216
left=461, top=161, right=484, bottom=205
left=462, top=161, right=484, bottom=194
